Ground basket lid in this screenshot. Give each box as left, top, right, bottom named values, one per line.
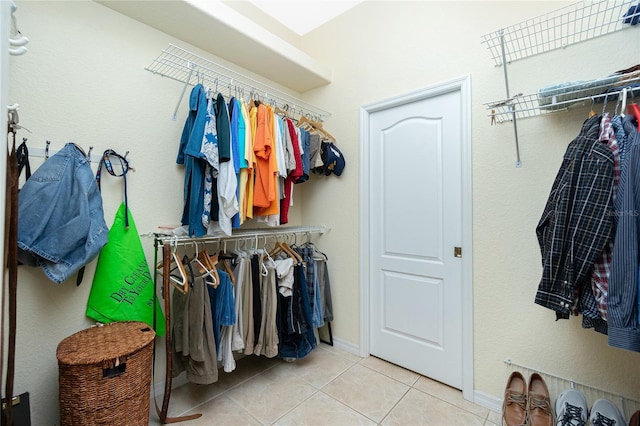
left=56, top=321, right=155, bottom=366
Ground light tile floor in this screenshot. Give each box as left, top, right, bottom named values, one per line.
left=150, top=343, right=500, bottom=426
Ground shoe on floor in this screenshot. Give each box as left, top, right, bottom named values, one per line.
left=555, top=388, right=587, bottom=426
left=590, top=399, right=626, bottom=426
left=502, top=371, right=527, bottom=426
left=629, top=409, right=640, bottom=426
left=528, top=373, right=554, bottom=426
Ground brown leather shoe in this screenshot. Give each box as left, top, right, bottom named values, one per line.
left=528, top=373, right=553, bottom=426
left=502, top=371, right=527, bottom=426
left=630, top=409, right=640, bottom=426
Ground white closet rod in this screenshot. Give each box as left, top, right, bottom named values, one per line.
left=145, top=44, right=330, bottom=122
left=153, top=225, right=328, bottom=246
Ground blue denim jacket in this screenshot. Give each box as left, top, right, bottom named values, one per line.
left=17, top=143, right=108, bottom=283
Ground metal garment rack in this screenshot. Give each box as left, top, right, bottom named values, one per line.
left=145, top=44, right=331, bottom=122
left=150, top=225, right=329, bottom=424
left=153, top=225, right=328, bottom=247
left=480, top=0, right=640, bottom=167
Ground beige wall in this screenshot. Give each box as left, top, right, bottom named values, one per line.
left=7, top=1, right=307, bottom=423
left=6, top=1, right=640, bottom=423
left=298, top=0, right=640, bottom=409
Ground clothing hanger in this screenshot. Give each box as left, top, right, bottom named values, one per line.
left=269, top=240, right=303, bottom=264
left=588, top=98, right=596, bottom=118
left=156, top=244, right=189, bottom=294
left=218, top=252, right=236, bottom=285
left=202, top=250, right=220, bottom=288
left=190, top=242, right=218, bottom=287
left=297, top=115, right=336, bottom=142
left=275, top=103, right=290, bottom=117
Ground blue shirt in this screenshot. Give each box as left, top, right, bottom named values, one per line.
left=177, top=84, right=208, bottom=237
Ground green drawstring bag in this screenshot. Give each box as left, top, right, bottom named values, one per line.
left=86, top=202, right=165, bottom=336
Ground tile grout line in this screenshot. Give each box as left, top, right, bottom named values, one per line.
left=175, top=358, right=281, bottom=417
left=377, top=384, right=413, bottom=425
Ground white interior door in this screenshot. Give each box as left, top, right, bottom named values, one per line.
left=366, top=82, right=465, bottom=389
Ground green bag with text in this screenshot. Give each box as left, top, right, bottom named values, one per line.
left=86, top=202, right=165, bottom=336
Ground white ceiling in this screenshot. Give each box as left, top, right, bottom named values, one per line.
left=248, top=0, right=364, bottom=36
left=97, top=0, right=333, bottom=92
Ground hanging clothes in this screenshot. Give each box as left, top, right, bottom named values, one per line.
left=253, top=255, right=279, bottom=358
left=211, top=94, right=238, bottom=236
left=280, top=118, right=304, bottom=224
left=177, top=83, right=209, bottom=237
left=584, top=112, right=620, bottom=334
left=241, top=251, right=256, bottom=355
left=172, top=276, right=218, bottom=385
left=609, top=114, right=640, bottom=352
left=277, top=262, right=317, bottom=359
left=209, top=267, right=236, bottom=372
left=254, top=105, right=280, bottom=220
left=296, top=245, right=325, bottom=328
left=535, top=115, right=615, bottom=319
left=253, top=103, right=274, bottom=209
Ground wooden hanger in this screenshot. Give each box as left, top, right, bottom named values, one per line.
left=218, top=253, right=236, bottom=285
left=297, top=115, right=336, bottom=142
left=269, top=241, right=303, bottom=264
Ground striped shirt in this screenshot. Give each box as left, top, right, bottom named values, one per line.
left=609, top=114, right=640, bottom=352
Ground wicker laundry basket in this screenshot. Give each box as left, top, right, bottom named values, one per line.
left=56, top=321, right=155, bottom=426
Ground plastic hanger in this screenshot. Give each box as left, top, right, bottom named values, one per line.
left=156, top=251, right=189, bottom=294
left=156, top=238, right=189, bottom=294
left=190, top=243, right=218, bottom=287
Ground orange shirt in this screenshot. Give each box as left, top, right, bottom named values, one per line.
left=254, top=105, right=279, bottom=216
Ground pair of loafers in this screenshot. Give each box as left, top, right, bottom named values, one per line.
left=502, top=372, right=553, bottom=426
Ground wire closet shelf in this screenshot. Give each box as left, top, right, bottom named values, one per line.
left=145, top=44, right=330, bottom=122
left=486, top=71, right=640, bottom=123
left=481, top=0, right=639, bottom=67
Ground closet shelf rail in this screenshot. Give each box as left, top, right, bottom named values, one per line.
left=481, top=0, right=639, bottom=66
left=145, top=44, right=330, bottom=122
left=486, top=70, right=640, bottom=123
left=152, top=225, right=328, bottom=246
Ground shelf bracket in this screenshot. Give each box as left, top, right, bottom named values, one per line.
left=499, top=29, right=522, bottom=168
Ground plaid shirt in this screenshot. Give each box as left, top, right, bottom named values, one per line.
left=583, top=113, right=620, bottom=329
left=536, top=115, right=615, bottom=318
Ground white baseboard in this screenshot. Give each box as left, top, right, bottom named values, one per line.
left=473, top=389, right=502, bottom=414
left=331, top=337, right=361, bottom=356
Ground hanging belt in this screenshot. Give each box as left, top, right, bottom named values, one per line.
left=2, top=125, right=19, bottom=426
left=96, top=149, right=130, bottom=227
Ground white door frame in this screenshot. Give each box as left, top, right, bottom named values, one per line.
left=359, top=75, right=474, bottom=401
